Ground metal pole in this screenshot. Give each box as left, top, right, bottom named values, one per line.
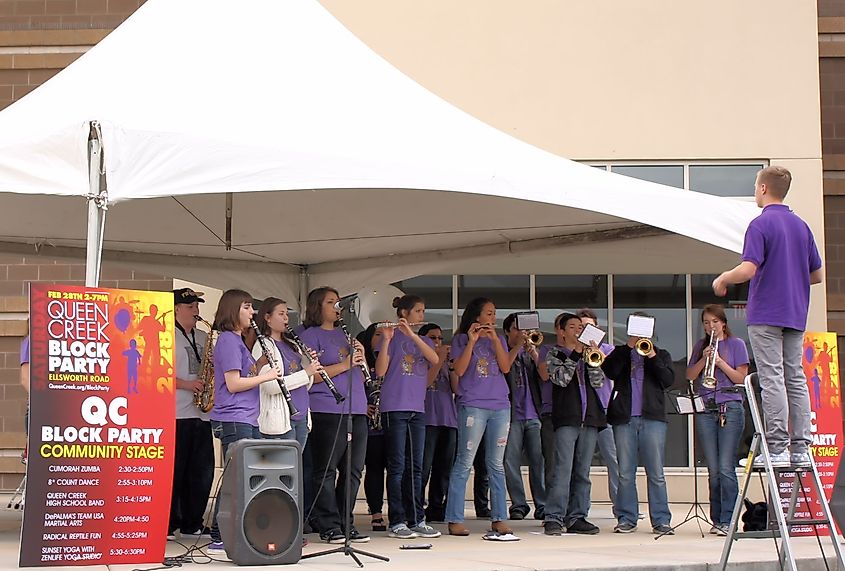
left=85, top=121, right=106, bottom=287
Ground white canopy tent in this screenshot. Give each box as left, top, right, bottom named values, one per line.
left=0, top=0, right=757, bottom=308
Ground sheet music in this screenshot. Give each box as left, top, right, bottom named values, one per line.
left=578, top=323, right=606, bottom=346
left=627, top=315, right=655, bottom=338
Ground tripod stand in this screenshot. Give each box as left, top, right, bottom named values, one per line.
left=302, top=322, right=388, bottom=568
left=655, top=383, right=712, bottom=540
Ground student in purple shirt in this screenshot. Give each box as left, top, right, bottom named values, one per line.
left=419, top=324, right=457, bottom=524
left=445, top=298, right=521, bottom=537
left=713, top=166, right=823, bottom=469
left=299, top=287, right=370, bottom=544
left=686, top=305, right=749, bottom=536
left=601, top=312, right=674, bottom=535
left=374, top=294, right=440, bottom=539
left=208, top=289, right=282, bottom=554
left=502, top=313, right=546, bottom=521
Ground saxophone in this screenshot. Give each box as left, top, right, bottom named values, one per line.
left=194, top=317, right=216, bottom=413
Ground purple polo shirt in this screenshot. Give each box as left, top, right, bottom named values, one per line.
left=379, top=330, right=434, bottom=413
left=560, top=347, right=588, bottom=422
left=300, top=326, right=367, bottom=415
left=688, top=335, right=749, bottom=404
left=593, top=342, right=615, bottom=410
left=424, top=362, right=458, bottom=428
left=512, top=351, right=539, bottom=421
left=21, top=336, right=29, bottom=365
left=451, top=333, right=510, bottom=411
left=742, top=204, right=822, bottom=330
left=630, top=348, right=645, bottom=417
left=538, top=345, right=555, bottom=416
left=275, top=339, right=309, bottom=422
left=210, top=331, right=260, bottom=425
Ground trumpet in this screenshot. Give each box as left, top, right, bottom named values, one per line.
left=375, top=321, right=429, bottom=328
left=635, top=338, right=653, bottom=356
left=524, top=329, right=544, bottom=347
left=584, top=345, right=605, bottom=368
left=701, top=331, right=719, bottom=389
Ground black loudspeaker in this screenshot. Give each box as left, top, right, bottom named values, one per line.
left=217, top=439, right=303, bottom=565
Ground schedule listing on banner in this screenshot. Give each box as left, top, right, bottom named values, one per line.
left=774, top=332, right=843, bottom=537
left=20, top=284, right=176, bottom=567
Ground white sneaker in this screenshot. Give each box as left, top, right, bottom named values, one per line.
left=753, top=450, right=790, bottom=468
left=791, top=452, right=812, bottom=468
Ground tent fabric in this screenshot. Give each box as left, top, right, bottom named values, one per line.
left=0, top=0, right=757, bottom=301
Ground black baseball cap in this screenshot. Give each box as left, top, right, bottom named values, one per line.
left=173, top=288, right=205, bottom=305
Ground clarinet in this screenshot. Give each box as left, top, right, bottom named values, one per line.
left=335, top=314, right=373, bottom=385
left=249, top=319, right=298, bottom=417
left=284, top=325, right=345, bottom=404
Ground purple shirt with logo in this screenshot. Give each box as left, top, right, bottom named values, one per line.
left=538, top=345, right=555, bottom=416
left=21, top=336, right=29, bottom=365
left=275, top=338, right=309, bottom=421
left=688, top=335, right=749, bottom=404
left=300, top=326, right=367, bottom=415
left=451, top=333, right=510, bottom=411
left=742, top=204, right=822, bottom=330
left=512, top=350, right=539, bottom=421
left=379, top=330, right=434, bottom=413
left=630, top=349, right=645, bottom=417
left=210, top=331, right=260, bottom=425
left=425, top=362, right=458, bottom=428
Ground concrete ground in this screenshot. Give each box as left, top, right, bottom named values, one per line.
left=0, top=503, right=840, bottom=571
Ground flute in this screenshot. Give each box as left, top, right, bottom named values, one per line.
left=249, top=319, right=298, bottom=417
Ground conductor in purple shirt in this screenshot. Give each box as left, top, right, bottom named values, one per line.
left=713, top=166, right=823, bottom=469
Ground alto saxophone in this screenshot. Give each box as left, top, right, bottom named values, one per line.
left=194, top=317, right=216, bottom=413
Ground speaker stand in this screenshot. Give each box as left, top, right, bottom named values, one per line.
left=303, top=332, right=388, bottom=568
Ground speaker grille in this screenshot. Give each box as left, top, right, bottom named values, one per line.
left=243, top=488, right=299, bottom=556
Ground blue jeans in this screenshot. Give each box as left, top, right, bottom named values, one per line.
left=384, top=411, right=426, bottom=528
left=209, top=420, right=262, bottom=542
left=262, top=418, right=309, bottom=450
left=695, top=400, right=745, bottom=526
left=613, top=417, right=671, bottom=527
left=596, top=427, right=620, bottom=517
left=504, top=418, right=546, bottom=516
left=445, top=406, right=510, bottom=523
left=544, top=425, right=597, bottom=526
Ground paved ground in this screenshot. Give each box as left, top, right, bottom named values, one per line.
left=1, top=504, right=840, bottom=570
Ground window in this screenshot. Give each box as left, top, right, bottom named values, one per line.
left=689, top=164, right=764, bottom=197
left=392, top=275, right=454, bottom=340
left=535, top=275, right=608, bottom=342
left=457, top=275, right=530, bottom=329
left=611, top=165, right=684, bottom=189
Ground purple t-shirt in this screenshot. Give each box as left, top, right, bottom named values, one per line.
left=21, top=336, right=29, bottom=365
left=275, top=339, right=309, bottom=422
left=210, top=331, right=260, bottom=425
left=742, top=204, right=822, bottom=330
left=300, top=326, right=367, bottom=415
left=630, top=349, right=645, bottom=417
left=512, top=350, right=539, bottom=421
left=688, top=335, right=749, bottom=404
left=424, top=362, right=458, bottom=428
left=593, top=342, right=615, bottom=410
left=538, top=345, right=554, bottom=416
left=451, top=333, right=510, bottom=411
left=379, top=330, right=434, bottom=413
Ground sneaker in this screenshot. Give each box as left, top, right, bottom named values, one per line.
left=348, top=528, right=370, bottom=543
left=614, top=521, right=637, bottom=533
left=206, top=541, right=226, bottom=555
left=388, top=524, right=418, bottom=539
left=715, top=524, right=728, bottom=537
left=371, top=517, right=386, bottom=532
left=652, top=524, right=674, bottom=535
left=321, top=529, right=345, bottom=544
left=791, top=452, right=812, bottom=468
left=509, top=509, right=527, bottom=521
left=753, top=450, right=790, bottom=468
left=566, top=518, right=600, bottom=535
left=182, top=526, right=211, bottom=537
left=543, top=521, right=563, bottom=536
left=709, top=525, right=719, bottom=535
left=166, top=531, right=177, bottom=541
left=410, top=523, right=441, bottom=538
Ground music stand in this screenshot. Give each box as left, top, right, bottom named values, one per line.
left=655, top=382, right=712, bottom=540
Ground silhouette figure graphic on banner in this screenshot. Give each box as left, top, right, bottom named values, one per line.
left=123, top=339, right=142, bottom=394
left=139, top=304, right=167, bottom=370
left=811, top=368, right=822, bottom=409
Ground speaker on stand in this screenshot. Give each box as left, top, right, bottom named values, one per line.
left=217, top=439, right=303, bottom=565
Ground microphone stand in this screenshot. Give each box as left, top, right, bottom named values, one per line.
left=302, top=310, right=388, bottom=568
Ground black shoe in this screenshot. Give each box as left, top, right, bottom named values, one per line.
left=533, top=507, right=545, bottom=521
left=509, top=509, right=527, bottom=521
left=321, top=529, right=345, bottom=544
left=566, top=518, right=600, bottom=535
left=348, top=528, right=371, bottom=543
left=543, top=521, right=563, bottom=536
left=476, top=507, right=491, bottom=518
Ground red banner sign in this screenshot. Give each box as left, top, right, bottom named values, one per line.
left=20, top=284, right=176, bottom=566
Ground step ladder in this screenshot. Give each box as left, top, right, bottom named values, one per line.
left=719, top=373, right=845, bottom=571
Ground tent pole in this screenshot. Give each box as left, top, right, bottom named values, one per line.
left=85, top=121, right=107, bottom=287
left=298, top=267, right=309, bottom=315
